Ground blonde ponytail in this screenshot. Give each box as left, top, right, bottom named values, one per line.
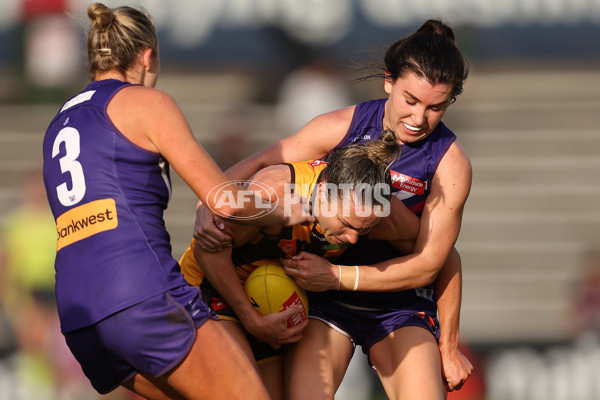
left=86, top=3, right=158, bottom=80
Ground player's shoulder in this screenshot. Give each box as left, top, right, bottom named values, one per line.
left=248, top=164, right=292, bottom=196
left=113, top=85, right=176, bottom=109
left=290, top=105, right=357, bottom=155
left=443, top=140, right=472, bottom=173
left=313, top=105, right=356, bottom=126
left=435, top=140, right=472, bottom=196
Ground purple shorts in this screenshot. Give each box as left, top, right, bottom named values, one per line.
left=64, top=285, right=218, bottom=394
left=309, top=298, right=440, bottom=356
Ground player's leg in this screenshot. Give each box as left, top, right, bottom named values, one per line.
left=218, top=319, right=259, bottom=368
left=259, top=358, right=284, bottom=400
left=124, top=319, right=275, bottom=400
left=122, top=372, right=185, bottom=400
left=284, top=319, right=354, bottom=400
left=131, top=318, right=270, bottom=400
left=65, top=293, right=269, bottom=399
left=221, top=319, right=285, bottom=400
left=198, top=275, right=286, bottom=399
left=369, top=326, right=445, bottom=400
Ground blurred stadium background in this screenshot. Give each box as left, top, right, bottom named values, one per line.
left=1, top=0, right=600, bottom=399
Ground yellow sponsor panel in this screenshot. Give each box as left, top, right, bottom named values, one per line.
left=56, top=198, right=118, bottom=251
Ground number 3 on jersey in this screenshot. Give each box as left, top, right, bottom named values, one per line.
left=52, top=127, right=86, bottom=206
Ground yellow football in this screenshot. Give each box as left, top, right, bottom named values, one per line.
left=244, top=263, right=308, bottom=327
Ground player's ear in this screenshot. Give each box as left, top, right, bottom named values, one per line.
left=317, top=182, right=328, bottom=204
left=384, top=71, right=393, bottom=94
left=142, top=48, right=153, bottom=71
left=311, top=182, right=325, bottom=217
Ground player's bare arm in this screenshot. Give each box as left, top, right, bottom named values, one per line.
left=353, top=142, right=472, bottom=291
left=111, top=85, right=311, bottom=226
left=436, top=248, right=473, bottom=391
left=193, top=164, right=308, bottom=346
left=367, top=196, right=420, bottom=253
left=284, top=143, right=471, bottom=292
left=283, top=196, right=419, bottom=291
left=194, top=242, right=306, bottom=348
left=192, top=107, right=354, bottom=251
left=226, top=107, right=356, bottom=181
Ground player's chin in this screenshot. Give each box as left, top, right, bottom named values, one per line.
left=328, top=236, right=343, bottom=245
left=399, top=132, right=428, bottom=144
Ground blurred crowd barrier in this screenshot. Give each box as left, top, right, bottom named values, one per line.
left=485, top=333, right=600, bottom=400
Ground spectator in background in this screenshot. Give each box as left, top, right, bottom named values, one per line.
left=0, top=167, right=98, bottom=399
left=1, top=167, right=56, bottom=315
left=276, top=57, right=351, bottom=135
left=212, top=106, right=252, bottom=170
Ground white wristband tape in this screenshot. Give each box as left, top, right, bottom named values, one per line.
left=352, top=265, right=359, bottom=291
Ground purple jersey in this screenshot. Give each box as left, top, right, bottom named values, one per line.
left=43, top=79, right=188, bottom=333
left=316, top=98, right=457, bottom=312
left=337, top=98, right=456, bottom=215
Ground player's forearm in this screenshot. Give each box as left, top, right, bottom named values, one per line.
left=358, top=209, right=460, bottom=291
left=206, top=273, right=261, bottom=328
left=195, top=250, right=259, bottom=324
left=435, top=248, right=463, bottom=351
left=225, top=150, right=273, bottom=180
left=343, top=252, right=441, bottom=292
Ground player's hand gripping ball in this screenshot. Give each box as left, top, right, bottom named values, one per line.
left=244, top=263, right=308, bottom=327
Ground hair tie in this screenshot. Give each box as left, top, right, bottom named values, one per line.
left=94, top=48, right=112, bottom=56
